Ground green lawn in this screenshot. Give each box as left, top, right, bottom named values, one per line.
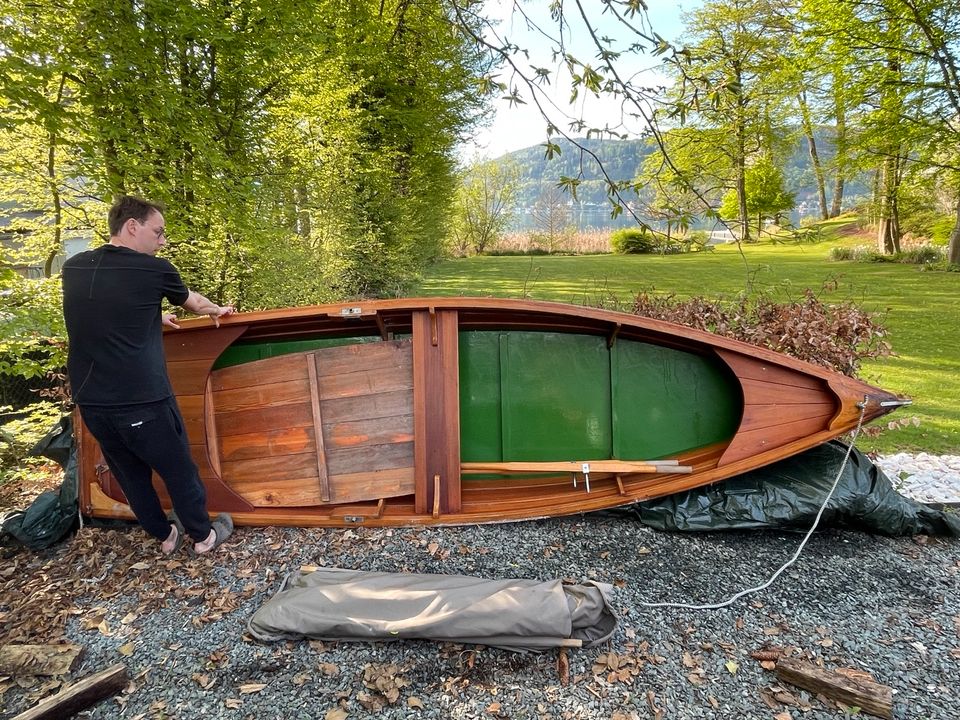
left=415, top=223, right=959, bottom=455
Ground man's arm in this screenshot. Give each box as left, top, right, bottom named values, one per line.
left=180, top=291, right=234, bottom=327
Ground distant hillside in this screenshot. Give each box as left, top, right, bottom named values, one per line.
left=494, top=133, right=870, bottom=231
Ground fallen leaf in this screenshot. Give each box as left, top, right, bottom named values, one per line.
left=118, top=642, right=136, bottom=657
left=97, top=620, right=113, bottom=637
left=318, top=662, right=339, bottom=677
left=129, top=562, right=151, bottom=571
left=774, top=712, right=792, bottom=720
left=407, top=697, right=424, bottom=709
left=238, top=683, right=267, bottom=694
left=486, top=702, right=502, bottom=713
left=325, top=709, right=347, bottom=720
left=761, top=660, right=777, bottom=671
left=120, top=612, right=138, bottom=625
left=224, top=698, right=242, bottom=709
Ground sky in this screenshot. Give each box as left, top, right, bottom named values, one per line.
left=463, top=0, right=699, bottom=160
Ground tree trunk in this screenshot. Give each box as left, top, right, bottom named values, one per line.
left=948, top=193, right=960, bottom=264
left=830, top=78, right=848, bottom=218
left=799, top=93, right=828, bottom=220
left=877, top=156, right=901, bottom=254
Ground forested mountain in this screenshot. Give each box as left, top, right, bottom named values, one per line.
left=495, top=133, right=870, bottom=230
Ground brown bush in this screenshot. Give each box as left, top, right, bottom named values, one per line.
left=591, top=287, right=892, bottom=378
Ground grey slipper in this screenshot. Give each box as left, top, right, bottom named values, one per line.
left=195, top=513, right=234, bottom=555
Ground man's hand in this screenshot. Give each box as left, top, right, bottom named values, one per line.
left=162, top=313, right=181, bottom=329
left=208, top=305, right=235, bottom=328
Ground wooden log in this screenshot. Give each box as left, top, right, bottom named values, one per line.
left=774, top=658, right=893, bottom=720
left=11, top=663, right=128, bottom=720
left=0, top=645, right=83, bottom=677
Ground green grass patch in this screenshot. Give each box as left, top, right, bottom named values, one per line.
left=416, top=218, right=959, bottom=455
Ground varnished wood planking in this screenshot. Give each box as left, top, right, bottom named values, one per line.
left=715, top=349, right=826, bottom=390
left=214, top=401, right=313, bottom=436
left=213, top=378, right=311, bottom=412
left=210, top=353, right=307, bottom=391
left=314, top=340, right=413, bottom=377
left=219, top=426, right=315, bottom=462
left=326, top=441, right=414, bottom=476
left=318, top=366, right=413, bottom=400
left=740, top=378, right=831, bottom=405
left=167, top=359, right=216, bottom=395
left=323, top=414, right=414, bottom=449
left=228, top=477, right=323, bottom=506
left=163, top=325, right=247, bottom=362
left=737, top=402, right=837, bottom=431
left=322, top=389, right=414, bottom=424
left=221, top=452, right=318, bottom=484
left=327, top=467, right=415, bottom=504
left=718, top=413, right=836, bottom=466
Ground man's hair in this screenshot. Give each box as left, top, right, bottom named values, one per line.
left=107, top=195, right=165, bottom=236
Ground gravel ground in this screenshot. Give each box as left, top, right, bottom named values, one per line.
left=2, top=512, right=958, bottom=720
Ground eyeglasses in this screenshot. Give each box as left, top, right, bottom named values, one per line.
left=138, top=220, right=167, bottom=239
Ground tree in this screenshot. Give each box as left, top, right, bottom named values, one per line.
left=450, top=159, right=520, bottom=255
left=530, top=185, right=574, bottom=252
left=719, top=155, right=796, bottom=235
left=664, top=0, right=794, bottom=242
left=0, top=0, right=489, bottom=304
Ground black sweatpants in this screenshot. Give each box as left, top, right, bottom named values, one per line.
left=79, top=397, right=212, bottom=542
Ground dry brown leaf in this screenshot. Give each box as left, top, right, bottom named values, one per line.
left=646, top=690, right=664, bottom=720
left=325, top=707, right=347, bottom=720
left=761, top=660, right=777, bottom=671
left=129, top=562, right=151, bottom=571
left=486, top=701, right=502, bottom=714
left=238, top=682, right=267, bottom=694
left=224, top=698, right=242, bottom=709
left=120, top=612, right=138, bottom=625
left=774, top=712, right=792, bottom=720
left=117, top=642, right=136, bottom=657
left=318, top=662, right=339, bottom=677
left=763, top=626, right=781, bottom=636
left=97, top=620, right=113, bottom=637
left=407, top=697, right=424, bottom=709
left=681, top=652, right=697, bottom=668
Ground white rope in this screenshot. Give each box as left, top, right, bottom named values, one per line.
left=638, top=401, right=869, bottom=611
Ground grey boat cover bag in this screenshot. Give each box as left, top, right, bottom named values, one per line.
left=247, top=567, right=618, bottom=652
left=625, top=441, right=960, bottom=536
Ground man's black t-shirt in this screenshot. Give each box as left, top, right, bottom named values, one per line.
left=62, top=244, right=190, bottom=406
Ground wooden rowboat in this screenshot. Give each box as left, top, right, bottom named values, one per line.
left=76, top=297, right=908, bottom=527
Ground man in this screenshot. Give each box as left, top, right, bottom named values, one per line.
left=62, top=195, right=234, bottom=555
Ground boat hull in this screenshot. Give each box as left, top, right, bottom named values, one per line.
left=76, top=297, right=905, bottom=527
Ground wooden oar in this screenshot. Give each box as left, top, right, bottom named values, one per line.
left=460, top=460, right=693, bottom=474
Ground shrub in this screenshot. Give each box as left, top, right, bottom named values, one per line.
left=829, top=245, right=881, bottom=262
left=591, top=285, right=891, bottom=377
left=894, top=245, right=944, bottom=264
left=0, top=401, right=63, bottom=486
left=610, top=228, right=655, bottom=254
